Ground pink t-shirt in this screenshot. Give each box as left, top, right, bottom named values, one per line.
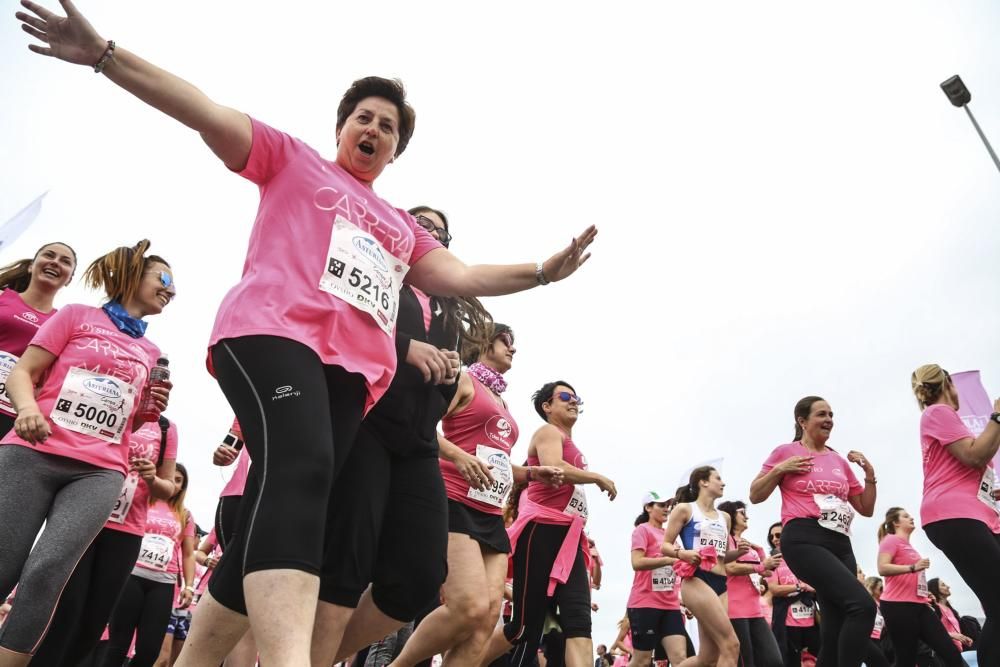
left=208, top=118, right=441, bottom=411
left=768, top=561, right=814, bottom=628
left=939, top=603, right=963, bottom=651
left=920, top=404, right=1000, bottom=532
left=878, top=534, right=928, bottom=603
left=760, top=442, right=863, bottom=525
left=0, top=288, right=59, bottom=416
left=0, top=304, right=160, bottom=475
left=105, top=420, right=179, bottom=536
left=440, top=376, right=519, bottom=515
left=627, top=523, right=679, bottom=610
left=136, top=502, right=195, bottom=577
left=727, top=538, right=765, bottom=619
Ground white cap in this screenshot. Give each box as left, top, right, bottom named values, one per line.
left=642, top=490, right=668, bottom=506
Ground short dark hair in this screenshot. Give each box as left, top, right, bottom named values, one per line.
left=532, top=380, right=576, bottom=422
left=337, top=76, right=415, bottom=157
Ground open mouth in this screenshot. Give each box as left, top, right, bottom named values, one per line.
left=358, top=141, right=375, bottom=156
left=157, top=293, right=171, bottom=307
left=42, top=267, right=61, bottom=279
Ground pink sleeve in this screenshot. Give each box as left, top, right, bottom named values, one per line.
left=404, top=211, right=444, bottom=266
left=184, top=511, right=196, bottom=538
left=28, top=303, right=79, bottom=356
left=922, top=405, right=974, bottom=447
left=164, top=423, right=179, bottom=460
left=630, top=526, right=647, bottom=551
left=237, top=118, right=299, bottom=185
left=878, top=536, right=898, bottom=558
left=230, top=418, right=242, bottom=439
left=760, top=444, right=787, bottom=474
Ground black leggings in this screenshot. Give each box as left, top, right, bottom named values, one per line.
left=207, top=335, right=366, bottom=614
left=926, top=518, right=1000, bottom=666
left=30, top=528, right=142, bottom=667
left=214, top=493, right=242, bottom=551
left=319, top=423, right=447, bottom=620
left=730, top=617, right=782, bottom=667
left=100, top=574, right=175, bottom=667
left=784, top=625, right=820, bottom=667
left=780, top=519, right=875, bottom=667
left=503, top=522, right=591, bottom=667
left=880, top=600, right=963, bottom=667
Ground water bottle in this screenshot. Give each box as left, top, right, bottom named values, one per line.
left=138, top=356, right=170, bottom=421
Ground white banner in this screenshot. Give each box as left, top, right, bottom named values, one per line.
left=0, top=192, right=48, bottom=257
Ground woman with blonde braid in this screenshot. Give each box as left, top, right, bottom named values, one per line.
left=0, top=242, right=77, bottom=437
left=912, top=365, right=1000, bottom=665
left=0, top=240, right=173, bottom=666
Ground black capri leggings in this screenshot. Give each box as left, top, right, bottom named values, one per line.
left=926, top=518, right=1000, bottom=666
left=779, top=519, right=876, bottom=667
left=880, top=600, right=963, bottom=667
left=503, top=522, right=591, bottom=667
left=29, top=528, right=142, bottom=667
left=207, top=335, right=367, bottom=614
left=319, top=422, right=448, bottom=620
left=99, top=574, right=175, bottom=667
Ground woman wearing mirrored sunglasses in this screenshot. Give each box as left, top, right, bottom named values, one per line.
left=482, top=380, right=616, bottom=667
left=0, top=240, right=173, bottom=662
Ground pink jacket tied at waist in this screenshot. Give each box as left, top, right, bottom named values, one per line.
left=507, top=494, right=591, bottom=596
left=672, top=546, right=719, bottom=579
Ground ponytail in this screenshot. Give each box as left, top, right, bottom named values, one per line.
left=674, top=466, right=715, bottom=504
left=793, top=395, right=825, bottom=441
left=878, top=506, right=905, bottom=541
left=634, top=510, right=650, bottom=526
left=84, top=239, right=169, bottom=304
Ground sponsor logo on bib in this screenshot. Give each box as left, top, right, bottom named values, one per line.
left=353, top=236, right=389, bottom=272
left=83, top=377, right=123, bottom=400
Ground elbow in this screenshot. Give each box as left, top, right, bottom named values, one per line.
left=877, top=566, right=892, bottom=577
left=748, top=489, right=765, bottom=505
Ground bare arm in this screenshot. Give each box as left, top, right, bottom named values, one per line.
left=749, top=468, right=784, bottom=504
left=877, top=551, right=930, bottom=577
left=6, top=345, right=57, bottom=443
left=946, top=428, right=1000, bottom=469
left=631, top=548, right=674, bottom=572
left=147, top=458, right=177, bottom=500
left=406, top=226, right=597, bottom=298
left=17, top=0, right=252, bottom=170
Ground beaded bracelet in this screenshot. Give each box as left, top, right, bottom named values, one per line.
left=93, top=40, right=116, bottom=74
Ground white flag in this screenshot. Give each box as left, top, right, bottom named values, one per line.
left=677, top=457, right=725, bottom=488
left=0, top=192, right=48, bottom=257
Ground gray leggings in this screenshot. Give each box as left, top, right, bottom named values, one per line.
left=0, top=445, right=123, bottom=655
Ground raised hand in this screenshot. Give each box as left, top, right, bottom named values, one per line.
left=540, top=225, right=598, bottom=283
left=17, top=0, right=107, bottom=66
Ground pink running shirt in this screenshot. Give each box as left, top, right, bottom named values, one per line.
left=440, top=375, right=519, bottom=515
left=136, top=503, right=194, bottom=577
left=627, top=523, right=679, bottom=610
left=727, top=537, right=765, bottom=619
left=878, top=534, right=929, bottom=604
left=208, top=119, right=441, bottom=411
left=760, top=442, right=863, bottom=526
left=526, top=432, right=588, bottom=520
left=0, top=288, right=59, bottom=416
left=919, top=403, right=1000, bottom=533
left=0, top=304, right=160, bottom=475
left=105, top=419, right=179, bottom=536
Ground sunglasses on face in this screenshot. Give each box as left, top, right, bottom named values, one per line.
left=552, top=391, right=583, bottom=405
left=771, top=532, right=782, bottom=540
left=147, top=270, right=176, bottom=295
left=494, top=332, right=514, bottom=348
left=415, top=214, right=453, bottom=247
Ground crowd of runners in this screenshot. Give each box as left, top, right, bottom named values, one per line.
left=1, top=2, right=1000, bottom=667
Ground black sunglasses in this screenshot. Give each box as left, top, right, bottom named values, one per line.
left=415, top=214, right=452, bottom=247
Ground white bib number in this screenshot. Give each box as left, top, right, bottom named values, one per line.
left=563, top=486, right=588, bottom=522
left=651, top=564, right=675, bottom=592
left=138, top=533, right=173, bottom=572
left=698, top=520, right=729, bottom=557
left=50, top=367, right=135, bottom=444
left=814, top=494, right=854, bottom=535
left=873, top=610, right=885, bottom=633
left=466, top=445, right=512, bottom=508
left=0, top=350, right=19, bottom=414
left=789, top=601, right=812, bottom=620
left=319, top=216, right=409, bottom=336
left=916, top=570, right=929, bottom=598
left=978, top=467, right=1000, bottom=514
left=108, top=473, right=139, bottom=524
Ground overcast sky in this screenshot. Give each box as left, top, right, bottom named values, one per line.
left=4, top=0, right=1000, bottom=649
